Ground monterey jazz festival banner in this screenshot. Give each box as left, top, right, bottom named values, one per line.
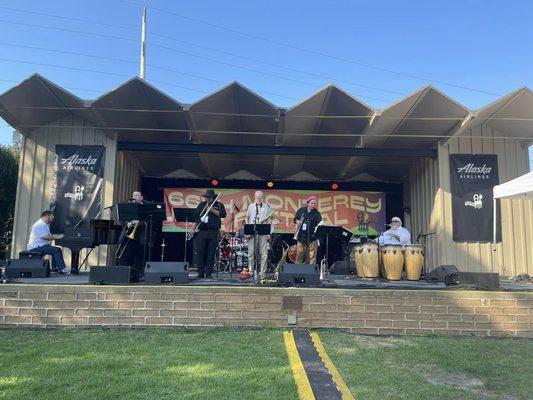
left=163, top=188, right=386, bottom=235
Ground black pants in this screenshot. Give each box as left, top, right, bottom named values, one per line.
left=193, top=230, right=219, bottom=277
left=118, top=239, right=145, bottom=281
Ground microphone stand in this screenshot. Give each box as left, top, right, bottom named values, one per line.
left=253, top=203, right=259, bottom=283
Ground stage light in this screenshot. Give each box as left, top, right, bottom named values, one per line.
left=211, top=179, right=219, bottom=186
left=266, top=181, right=274, bottom=188
left=331, top=182, right=339, bottom=190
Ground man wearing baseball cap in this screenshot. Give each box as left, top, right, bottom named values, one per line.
left=377, top=216, right=411, bottom=247
left=293, top=195, right=322, bottom=264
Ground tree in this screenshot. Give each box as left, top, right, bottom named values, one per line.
left=0, top=145, right=19, bottom=255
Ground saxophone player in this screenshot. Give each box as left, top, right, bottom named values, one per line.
left=293, top=196, right=322, bottom=264
left=245, top=191, right=273, bottom=279
left=192, top=189, right=226, bottom=279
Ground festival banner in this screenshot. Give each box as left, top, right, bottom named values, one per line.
left=50, top=145, right=106, bottom=233
left=449, top=154, right=500, bottom=242
left=163, top=188, right=386, bottom=235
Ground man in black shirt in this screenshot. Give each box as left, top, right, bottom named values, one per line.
left=293, top=195, right=322, bottom=264
left=193, top=189, right=226, bottom=278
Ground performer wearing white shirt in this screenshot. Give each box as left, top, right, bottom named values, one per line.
left=377, top=216, right=411, bottom=247
left=245, top=191, right=273, bottom=279
left=27, top=210, right=68, bottom=274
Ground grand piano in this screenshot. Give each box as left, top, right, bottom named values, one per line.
left=55, top=219, right=122, bottom=274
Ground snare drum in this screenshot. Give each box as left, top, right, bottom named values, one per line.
left=404, top=244, right=424, bottom=281
left=381, top=245, right=404, bottom=280
left=359, top=243, right=379, bottom=278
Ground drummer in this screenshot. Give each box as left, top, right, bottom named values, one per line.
left=377, top=217, right=411, bottom=247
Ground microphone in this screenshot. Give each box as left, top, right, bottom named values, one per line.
left=416, top=232, right=422, bottom=242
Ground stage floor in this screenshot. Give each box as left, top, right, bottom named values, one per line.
left=3, top=271, right=532, bottom=291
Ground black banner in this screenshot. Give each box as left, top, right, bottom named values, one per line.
left=50, top=145, right=106, bottom=233
left=449, top=154, right=500, bottom=242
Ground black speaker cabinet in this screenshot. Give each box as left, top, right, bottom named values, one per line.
left=5, top=259, right=50, bottom=278
left=426, top=265, right=459, bottom=283
left=330, top=260, right=355, bottom=275
left=144, top=262, right=189, bottom=284
left=89, top=266, right=132, bottom=284
left=445, top=272, right=500, bottom=290
left=277, top=263, right=320, bottom=286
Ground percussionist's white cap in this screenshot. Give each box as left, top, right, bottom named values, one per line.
left=391, top=216, right=402, bottom=223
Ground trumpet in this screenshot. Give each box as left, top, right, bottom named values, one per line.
left=186, top=193, right=221, bottom=241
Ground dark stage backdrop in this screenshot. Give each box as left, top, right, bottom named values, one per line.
left=449, top=154, right=500, bottom=242
left=50, top=145, right=106, bottom=234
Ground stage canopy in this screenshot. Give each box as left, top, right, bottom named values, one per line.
left=1, top=74, right=532, bottom=182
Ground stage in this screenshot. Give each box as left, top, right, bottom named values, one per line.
left=3, top=271, right=533, bottom=292
left=1, top=270, right=532, bottom=338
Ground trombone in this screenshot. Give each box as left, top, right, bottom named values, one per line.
left=186, top=193, right=221, bottom=241
left=115, top=220, right=143, bottom=259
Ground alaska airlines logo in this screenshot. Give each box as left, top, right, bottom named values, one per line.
left=59, top=154, right=99, bottom=172
left=457, top=163, right=492, bottom=179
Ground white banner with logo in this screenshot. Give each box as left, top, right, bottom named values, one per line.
left=50, top=145, right=105, bottom=233
left=449, top=154, right=500, bottom=242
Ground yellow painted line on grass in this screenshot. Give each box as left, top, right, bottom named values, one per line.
left=283, top=331, right=316, bottom=400
left=310, top=331, right=355, bottom=400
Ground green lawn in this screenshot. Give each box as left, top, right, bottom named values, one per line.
left=0, top=328, right=531, bottom=400
left=0, top=328, right=298, bottom=400
left=319, top=330, right=533, bottom=400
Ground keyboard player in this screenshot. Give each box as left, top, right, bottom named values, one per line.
left=27, top=210, right=68, bottom=274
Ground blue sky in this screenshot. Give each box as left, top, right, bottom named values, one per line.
left=0, top=0, right=532, bottom=167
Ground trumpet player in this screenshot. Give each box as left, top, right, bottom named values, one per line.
left=117, top=190, right=147, bottom=281
left=293, top=195, right=322, bottom=264
left=192, top=189, right=226, bottom=279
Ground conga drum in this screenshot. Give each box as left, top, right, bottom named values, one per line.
left=404, top=244, right=424, bottom=281
left=360, top=243, right=379, bottom=278
left=353, top=245, right=364, bottom=277
left=381, top=245, right=404, bottom=280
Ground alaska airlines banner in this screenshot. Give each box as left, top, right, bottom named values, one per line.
left=50, top=145, right=105, bottom=233
left=163, top=188, right=386, bottom=235
left=449, top=154, right=500, bottom=242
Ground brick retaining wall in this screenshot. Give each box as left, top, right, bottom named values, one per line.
left=0, top=285, right=531, bottom=338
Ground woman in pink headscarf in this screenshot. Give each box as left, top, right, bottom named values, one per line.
left=293, top=195, right=322, bottom=264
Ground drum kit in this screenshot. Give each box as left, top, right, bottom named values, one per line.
left=216, top=232, right=249, bottom=273
left=353, top=242, right=424, bottom=281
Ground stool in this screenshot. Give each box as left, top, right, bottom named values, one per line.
left=19, top=251, right=44, bottom=259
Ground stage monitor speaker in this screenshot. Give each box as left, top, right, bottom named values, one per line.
left=89, top=266, right=132, bottom=284
left=5, top=258, right=50, bottom=278
left=445, top=272, right=500, bottom=290
left=277, top=263, right=320, bottom=286
left=426, top=265, right=459, bottom=283
left=329, top=260, right=355, bottom=275
left=144, top=262, right=189, bottom=284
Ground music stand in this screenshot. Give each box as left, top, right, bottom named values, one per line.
left=315, top=226, right=352, bottom=270
left=173, top=207, right=197, bottom=262
left=244, top=223, right=271, bottom=282
left=138, top=203, right=166, bottom=264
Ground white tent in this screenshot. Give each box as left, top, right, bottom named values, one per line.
left=493, top=171, right=533, bottom=243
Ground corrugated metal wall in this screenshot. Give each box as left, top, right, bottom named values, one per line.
left=406, top=158, right=440, bottom=273
left=407, top=125, right=532, bottom=276
left=113, top=151, right=141, bottom=204
left=11, top=116, right=117, bottom=268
